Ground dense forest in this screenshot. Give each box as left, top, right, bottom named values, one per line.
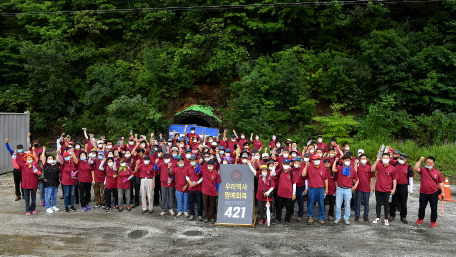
left=1, top=0, right=456, bottom=145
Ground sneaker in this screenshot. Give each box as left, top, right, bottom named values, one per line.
left=105, top=207, right=111, bottom=212
left=32, top=210, right=37, bottom=214
left=60, top=195, right=64, bottom=199
left=431, top=221, right=436, bottom=228
left=272, top=219, right=281, bottom=225
left=82, top=207, right=87, bottom=212
left=149, top=210, right=154, bottom=214
left=334, top=219, right=340, bottom=224
left=328, top=216, right=334, bottom=221
left=204, top=219, right=209, bottom=223
left=319, top=220, right=324, bottom=224
left=307, top=217, right=314, bottom=225
left=373, top=218, right=381, bottom=224
left=26, top=212, right=31, bottom=216
left=198, top=216, right=203, bottom=221
left=94, top=205, right=100, bottom=208
left=86, top=205, right=91, bottom=210
left=189, top=215, right=195, bottom=221
left=384, top=219, right=389, bottom=226
left=211, top=219, right=216, bottom=224
left=354, top=216, right=360, bottom=222
left=101, top=205, right=106, bottom=209
left=184, top=212, right=189, bottom=218
left=41, top=201, right=45, bottom=206
left=70, top=206, right=76, bottom=212
left=127, top=206, right=131, bottom=212
left=51, top=206, right=59, bottom=211
left=169, top=209, right=175, bottom=216
left=115, top=205, right=118, bottom=209
left=15, top=196, right=21, bottom=201
left=132, top=203, right=139, bottom=209
left=258, top=219, right=264, bottom=225
left=416, top=219, right=423, bottom=225
left=284, top=222, right=289, bottom=227
left=389, top=216, right=394, bottom=222
left=46, top=208, right=53, bottom=214
left=142, top=210, right=147, bottom=214
left=118, top=207, right=123, bottom=212
left=65, top=207, right=70, bottom=213
left=345, top=219, right=351, bottom=225
left=401, top=218, right=408, bottom=224
left=176, top=212, right=183, bottom=217
left=363, top=217, right=369, bottom=223
left=297, top=217, right=302, bottom=222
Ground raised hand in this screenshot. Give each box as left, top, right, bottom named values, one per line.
left=4, top=139, right=9, bottom=144
left=155, top=158, right=159, bottom=164
left=419, top=157, right=425, bottom=162
left=28, top=133, right=31, bottom=137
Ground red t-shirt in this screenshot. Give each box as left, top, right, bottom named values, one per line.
left=173, top=165, right=189, bottom=193
left=226, top=140, right=238, bottom=152
left=200, top=167, right=221, bottom=196
left=137, top=163, right=155, bottom=178
left=257, top=174, right=275, bottom=201
left=19, top=162, right=41, bottom=189
left=77, top=160, right=92, bottom=183
left=158, top=162, right=175, bottom=188
left=307, top=164, right=327, bottom=188
left=336, top=166, right=359, bottom=188
left=316, top=142, right=328, bottom=154
left=356, top=164, right=375, bottom=193
left=186, top=165, right=203, bottom=191
left=252, top=140, right=263, bottom=150
left=325, top=167, right=336, bottom=195
left=93, top=159, right=106, bottom=183
left=292, top=166, right=306, bottom=187
left=117, top=165, right=133, bottom=189
left=394, top=163, right=414, bottom=185
left=60, top=159, right=77, bottom=186
left=105, top=166, right=117, bottom=189
left=389, top=158, right=398, bottom=165
left=277, top=169, right=298, bottom=198
left=418, top=167, right=443, bottom=194
left=374, top=163, right=397, bottom=193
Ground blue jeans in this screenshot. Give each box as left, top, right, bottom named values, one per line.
left=307, top=187, right=325, bottom=220
left=336, top=187, right=353, bottom=220
left=39, top=181, right=45, bottom=202
left=291, top=186, right=305, bottom=217
left=23, top=188, right=36, bottom=213
left=45, top=187, right=58, bottom=209
left=355, top=190, right=370, bottom=218
left=62, top=185, right=75, bottom=208
left=176, top=190, right=188, bottom=213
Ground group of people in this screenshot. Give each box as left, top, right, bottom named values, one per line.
left=5, top=125, right=445, bottom=227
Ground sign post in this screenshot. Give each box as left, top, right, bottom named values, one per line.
left=215, top=164, right=256, bottom=227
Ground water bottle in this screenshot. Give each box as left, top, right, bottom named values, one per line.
left=324, top=193, right=327, bottom=198
left=302, top=191, right=306, bottom=196
left=388, top=195, right=392, bottom=203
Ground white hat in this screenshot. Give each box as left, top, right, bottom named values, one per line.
left=358, top=149, right=364, bottom=154
left=262, top=153, right=269, bottom=158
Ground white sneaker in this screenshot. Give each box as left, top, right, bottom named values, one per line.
left=46, top=208, right=54, bottom=214
left=384, top=219, right=389, bottom=226
left=373, top=218, right=381, bottom=224
left=159, top=212, right=167, bottom=216
left=184, top=212, right=189, bottom=217
left=51, top=206, right=59, bottom=211
left=176, top=212, right=183, bottom=217
left=169, top=209, right=175, bottom=216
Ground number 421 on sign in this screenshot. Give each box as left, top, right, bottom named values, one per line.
left=224, top=207, right=246, bottom=218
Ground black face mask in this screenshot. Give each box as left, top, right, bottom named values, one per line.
left=393, top=157, right=399, bottom=160
left=34, top=144, right=39, bottom=147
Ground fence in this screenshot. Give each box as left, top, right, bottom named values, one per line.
left=0, top=112, right=30, bottom=174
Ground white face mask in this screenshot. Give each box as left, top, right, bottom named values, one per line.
left=382, top=159, right=389, bottom=165
left=314, top=160, right=321, bottom=166
left=283, top=154, right=289, bottom=158
left=283, top=165, right=290, bottom=170
left=329, top=154, right=334, bottom=157
left=193, top=140, right=197, bottom=143
left=269, top=166, right=275, bottom=171
left=231, top=139, right=236, bottom=142
left=223, top=161, right=228, bottom=164
left=129, top=141, right=134, bottom=145
left=108, top=162, right=113, bottom=167
left=344, top=161, right=350, bottom=166
left=190, top=162, right=196, bottom=166
left=157, top=153, right=162, bottom=157
left=241, top=136, right=245, bottom=139
left=107, top=145, right=112, bottom=149
left=185, top=154, right=191, bottom=159
left=255, top=137, right=259, bottom=140
left=120, top=163, right=126, bottom=167
left=98, top=144, right=103, bottom=148
left=125, top=154, right=131, bottom=158
left=318, top=139, right=322, bottom=143
left=310, top=150, right=314, bottom=154
left=242, top=159, right=248, bottom=163
left=272, top=136, right=276, bottom=140
left=209, top=139, right=213, bottom=143
left=291, top=153, right=296, bottom=157
left=164, top=159, right=170, bottom=164
left=144, top=160, right=150, bottom=165
left=47, top=160, right=54, bottom=164
left=360, top=159, right=367, bottom=164
left=304, top=158, right=310, bottom=162
left=398, top=159, right=405, bottom=165
left=168, top=143, right=172, bottom=146
left=75, top=145, right=81, bottom=150
left=108, top=155, right=113, bottom=158
left=293, top=164, right=299, bottom=168
left=345, top=147, right=350, bottom=151
left=191, top=130, right=195, bottom=134
left=180, top=144, right=184, bottom=147
left=208, top=166, right=214, bottom=170
left=141, top=144, right=146, bottom=148
left=262, top=172, right=267, bottom=177
left=204, top=158, right=210, bottom=162
left=225, top=153, right=230, bottom=157
left=276, top=144, right=280, bottom=147
left=254, top=156, right=260, bottom=159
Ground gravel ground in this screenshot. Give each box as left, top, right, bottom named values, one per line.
left=0, top=173, right=455, bottom=256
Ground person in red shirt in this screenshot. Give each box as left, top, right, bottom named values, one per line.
left=316, top=135, right=328, bottom=155
left=134, top=156, right=155, bottom=214
left=333, top=155, right=359, bottom=225
left=272, top=159, right=297, bottom=227
left=116, top=158, right=134, bottom=212
left=184, top=125, right=200, bottom=142
left=389, top=149, right=401, bottom=165
left=371, top=153, right=397, bottom=226
left=248, top=162, right=274, bottom=225
left=414, top=156, right=444, bottom=228
left=59, top=150, right=78, bottom=212
left=155, top=153, right=176, bottom=216
left=389, top=153, right=414, bottom=223
left=290, top=157, right=306, bottom=222
left=303, top=154, right=328, bottom=224
left=5, top=139, right=26, bottom=201
left=12, top=152, right=42, bottom=215
left=91, top=151, right=106, bottom=208
left=186, top=156, right=203, bottom=221
left=353, top=154, right=374, bottom=222
left=226, top=134, right=238, bottom=153
left=250, top=133, right=263, bottom=151
left=173, top=158, right=189, bottom=217
left=200, top=160, right=221, bottom=224
left=267, top=134, right=277, bottom=149
left=77, top=151, right=93, bottom=211
left=99, top=157, right=118, bottom=212
left=322, top=159, right=336, bottom=220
